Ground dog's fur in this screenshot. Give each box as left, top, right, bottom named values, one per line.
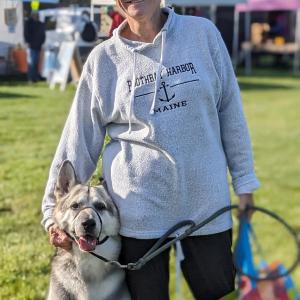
left=47, top=161, right=130, bottom=300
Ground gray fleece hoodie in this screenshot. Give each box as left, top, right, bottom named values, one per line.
left=42, top=7, right=260, bottom=238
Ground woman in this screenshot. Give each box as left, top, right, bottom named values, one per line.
left=43, top=1, right=260, bottom=299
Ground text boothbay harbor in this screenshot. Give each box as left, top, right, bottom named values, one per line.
left=127, top=62, right=197, bottom=92
left=126, top=62, right=198, bottom=115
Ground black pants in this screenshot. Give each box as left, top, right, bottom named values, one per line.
left=120, top=230, right=235, bottom=300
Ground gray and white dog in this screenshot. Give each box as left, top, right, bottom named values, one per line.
left=47, top=160, right=130, bottom=300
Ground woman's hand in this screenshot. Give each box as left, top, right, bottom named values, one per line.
left=238, top=193, right=254, bottom=219
left=48, top=224, right=72, bottom=251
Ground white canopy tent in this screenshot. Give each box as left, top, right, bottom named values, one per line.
left=0, top=1, right=24, bottom=46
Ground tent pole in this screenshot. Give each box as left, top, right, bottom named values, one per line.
left=294, top=9, right=300, bottom=75
left=210, top=5, right=217, bottom=24
left=244, top=10, right=251, bottom=75
left=90, top=0, right=94, bottom=21
left=232, top=9, right=240, bottom=70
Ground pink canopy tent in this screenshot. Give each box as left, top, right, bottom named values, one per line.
left=236, top=0, right=300, bottom=12
left=232, top=0, right=300, bottom=74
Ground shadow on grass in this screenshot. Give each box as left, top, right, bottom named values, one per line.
left=238, top=81, right=293, bottom=91
left=0, top=74, right=28, bottom=85
left=0, top=207, right=12, bottom=213
left=0, top=91, right=37, bottom=100
left=293, top=225, right=300, bottom=233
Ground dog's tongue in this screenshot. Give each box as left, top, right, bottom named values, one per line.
left=78, top=236, right=97, bottom=252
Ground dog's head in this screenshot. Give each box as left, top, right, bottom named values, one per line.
left=53, top=160, right=120, bottom=252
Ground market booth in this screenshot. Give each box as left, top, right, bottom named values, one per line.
left=0, top=0, right=59, bottom=75
left=233, top=0, right=300, bottom=73
left=0, top=0, right=24, bottom=74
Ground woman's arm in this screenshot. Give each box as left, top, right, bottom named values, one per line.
left=214, top=29, right=260, bottom=198
left=41, top=67, right=106, bottom=231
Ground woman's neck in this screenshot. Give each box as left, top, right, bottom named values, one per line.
left=122, top=9, right=167, bottom=43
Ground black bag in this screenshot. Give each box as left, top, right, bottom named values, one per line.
left=81, top=21, right=97, bottom=42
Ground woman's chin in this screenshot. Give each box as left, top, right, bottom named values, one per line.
left=123, top=1, right=149, bottom=18
left=127, top=7, right=147, bottom=18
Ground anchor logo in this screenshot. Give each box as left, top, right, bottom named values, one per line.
left=159, top=81, right=175, bottom=102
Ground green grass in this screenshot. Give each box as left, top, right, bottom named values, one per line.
left=0, top=69, right=300, bottom=299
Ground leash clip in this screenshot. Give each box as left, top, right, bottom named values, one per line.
left=126, top=262, right=141, bottom=271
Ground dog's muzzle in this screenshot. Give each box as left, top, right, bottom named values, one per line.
left=69, top=206, right=108, bottom=252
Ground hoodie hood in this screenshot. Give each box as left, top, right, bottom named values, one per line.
left=113, top=7, right=175, bottom=133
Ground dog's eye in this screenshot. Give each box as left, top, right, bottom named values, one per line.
left=70, top=202, right=79, bottom=210
left=94, top=202, right=106, bottom=211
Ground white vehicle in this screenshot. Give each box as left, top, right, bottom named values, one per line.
left=38, top=6, right=100, bottom=49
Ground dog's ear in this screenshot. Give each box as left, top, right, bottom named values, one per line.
left=55, top=160, right=77, bottom=198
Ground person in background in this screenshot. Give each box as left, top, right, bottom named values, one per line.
left=108, top=6, right=125, bottom=37
left=268, top=11, right=287, bottom=40
left=24, top=10, right=45, bottom=83
left=76, top=10, right=98, bottom=43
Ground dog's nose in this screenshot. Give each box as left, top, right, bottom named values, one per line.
left=82, top=219, right=96, bottom=231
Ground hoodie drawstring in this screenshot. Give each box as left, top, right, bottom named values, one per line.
left=127, top=30, right=167, bottom=133
left=128, top=49, right=137, bottom=134
left=150, top=30, right=167, bottom=115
